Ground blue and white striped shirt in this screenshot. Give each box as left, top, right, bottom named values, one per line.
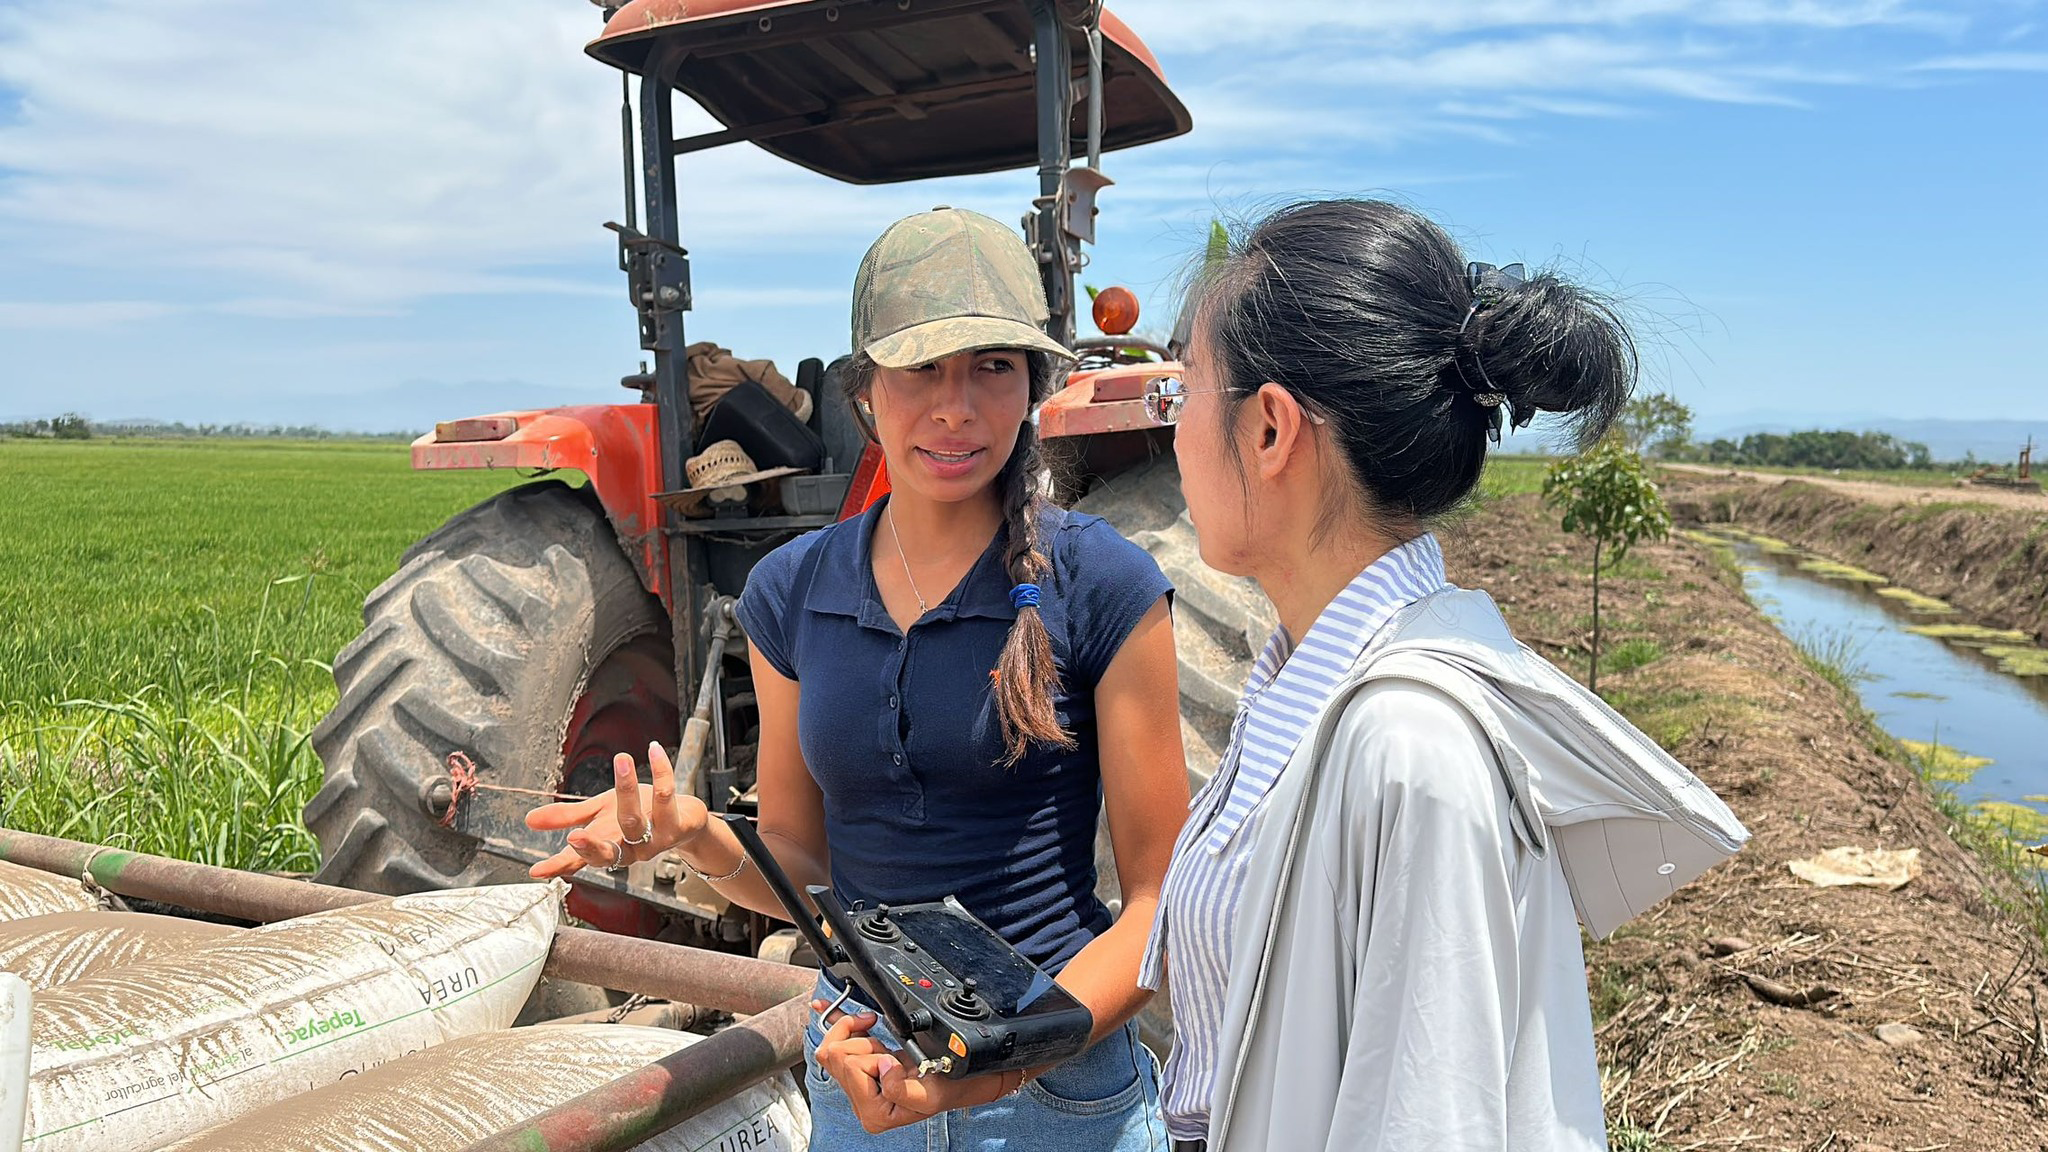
left=1138, top=534, right=1449, bottom=1140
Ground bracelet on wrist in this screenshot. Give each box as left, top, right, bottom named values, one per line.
left=681, top=851, right=746, bottom=883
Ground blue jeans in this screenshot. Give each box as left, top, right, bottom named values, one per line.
left=802, top=975, right=1169, bottom=1152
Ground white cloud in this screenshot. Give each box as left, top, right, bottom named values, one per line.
left=0, top=0, right=621, bottom=306
left=0, top=300, right=184, bottom=329
left=1111, top=0, right=1955, bottom=53
left=0, top=0, right=2002, bottom=332
left=1913, top=51, right=2048, bottom=69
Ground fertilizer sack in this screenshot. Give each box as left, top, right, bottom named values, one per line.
left=0, top=863, right=98, bottom=924
left=153, top=1023, right=810, bottom=1152
left=0, top=912, right=241, bottom=991
left=23, top=883, right=560, bottom=1152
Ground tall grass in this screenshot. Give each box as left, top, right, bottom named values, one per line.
left=0, top=439, right=521, bottom=871
left=1788, top=624, right=1874, bottom=695
left=3, top=576, right=331, bottom=871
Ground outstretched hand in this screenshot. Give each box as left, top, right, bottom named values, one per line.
left=525, top=741, right=709, bottom=878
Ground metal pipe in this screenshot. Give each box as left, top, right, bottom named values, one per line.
left=457, top=995, right=810, bottom=1152
left=678, top=598, right=736, bottom=808
left=620, top=72, right=639, bottom=233
left=1086, top=13, right=1103, bottom=169
left=1029, top=0, right=1075, bottom=348
left=0, top=829, right=814, bottom=1014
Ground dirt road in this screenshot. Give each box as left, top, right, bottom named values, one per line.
left=1663, top=462, right=2048, bottom=513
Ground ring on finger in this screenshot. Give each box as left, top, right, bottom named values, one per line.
left=621, top=825, right=652, bottom=846
left=604, top=840, right=629, bottom=872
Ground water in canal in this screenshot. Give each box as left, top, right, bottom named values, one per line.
left=1719, top=532, right=2048, bottom=820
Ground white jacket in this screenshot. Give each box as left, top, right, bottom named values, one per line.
left=1204, top=587, right=1749, bottom=1152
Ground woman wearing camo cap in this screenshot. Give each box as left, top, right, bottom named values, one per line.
left=528, top=207, right=1183, bottom=1150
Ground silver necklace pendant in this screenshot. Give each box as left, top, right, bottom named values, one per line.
left=887, top=508, right=929, bottom=616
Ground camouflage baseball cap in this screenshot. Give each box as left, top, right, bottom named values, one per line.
left=852, top=207, right=1075, bottom=369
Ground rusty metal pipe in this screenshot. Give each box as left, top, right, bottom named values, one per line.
left=458, top=994, right=810, bottom=1152
left=0, top=829, right=814, bottom=1013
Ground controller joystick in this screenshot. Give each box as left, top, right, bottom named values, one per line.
left=941, top=977, right=991, bottom=1021
left=858, top=903, right=902, bottom=943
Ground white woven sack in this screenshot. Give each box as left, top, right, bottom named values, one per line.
left=2, top=972, right=29, bottom=1152
left=0, top=865, right=96, bottom=925
left=152, top=1023, right=809, bottom=1152
left=23, top=883, right=560, bottom=1152
left=0, top=912, right=241, bottom=991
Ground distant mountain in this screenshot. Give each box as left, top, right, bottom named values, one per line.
left=14, top=377, right=630, bottom=438
left=1699, top=416, right=2043, bottom=464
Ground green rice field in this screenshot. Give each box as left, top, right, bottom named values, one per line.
left=1, top=438, right=1557, bottom=873
left=0, top=439, right=520, bottom=871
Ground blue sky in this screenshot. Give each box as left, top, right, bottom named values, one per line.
left=1, top=0, right=2044, bottom=438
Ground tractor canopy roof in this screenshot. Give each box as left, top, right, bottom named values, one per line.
left=589, top=0, right=1191, bottom=184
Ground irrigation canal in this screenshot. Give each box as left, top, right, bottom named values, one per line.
left=1718, top=532, right=2048, bottom=828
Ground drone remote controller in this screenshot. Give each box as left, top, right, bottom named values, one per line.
left=718, top=813, right=1094, bottom=1078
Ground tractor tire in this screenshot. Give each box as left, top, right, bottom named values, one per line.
left=1072, top=450, right=1274, bottom=1056
left=304, top=480, right=678, bottom=896
left=1075, top=450, right=1272, bottom=795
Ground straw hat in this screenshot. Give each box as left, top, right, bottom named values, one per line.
left=658, top=440, right=805, bottom=518
left=686, top=440, right=758, bottom=503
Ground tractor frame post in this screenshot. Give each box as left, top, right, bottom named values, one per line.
left=1029, top=0, right=1076, bottom=349
left=631, top=47, right=705, bottom=728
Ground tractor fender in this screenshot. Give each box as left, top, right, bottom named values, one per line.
left=412, top=405, right=670, bottom=604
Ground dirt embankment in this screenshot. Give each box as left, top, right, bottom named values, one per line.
left=1663, top=472, right=2048, bottom=644
left=1663, top=464, right=2048, bottom=516
left=1440, top=493, right=2048, bottom=1151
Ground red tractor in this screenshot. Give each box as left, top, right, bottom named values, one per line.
left=302, top=0, right=1269, bottom=974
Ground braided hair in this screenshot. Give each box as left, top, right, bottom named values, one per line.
left=840, top=350, right=1075, bottom=764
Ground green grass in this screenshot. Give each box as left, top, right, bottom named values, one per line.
left=0, top=439, right=524, bottom=870
left=1788, top=624, right=1872, bottom=695
left=1601, top=637, right=1664, bottom=676
left=1481, top=454, right=1552, bottom=499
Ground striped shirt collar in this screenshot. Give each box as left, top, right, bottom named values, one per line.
left=1199, top=533, right=1449, bottom=854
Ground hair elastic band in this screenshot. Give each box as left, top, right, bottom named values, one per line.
left=1010, top=583, right=1042, bottom=610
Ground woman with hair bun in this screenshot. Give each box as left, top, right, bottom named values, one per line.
left=1132, top=198, right=1746, bottom=1151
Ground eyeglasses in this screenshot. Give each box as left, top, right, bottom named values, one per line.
left=1141, top=377, right=1222, bottom=426
left=1141, top=376, right=1328, bottom=428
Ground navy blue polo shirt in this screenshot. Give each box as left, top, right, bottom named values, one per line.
left=735, top=496, right=1172, bottom=974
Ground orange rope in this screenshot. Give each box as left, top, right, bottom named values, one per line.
left=439, top=751, right=590, bottom=827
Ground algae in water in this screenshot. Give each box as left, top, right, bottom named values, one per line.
left=1904, top=623, right=2034, bottom=647
left=1981, top=645, right=2048, bottom=677
left=1900, top=738, right=1993, bottom=783
left=1972, top=801, right=2048, bottom=842
left=1796, top=558, right=1888, bottom=584
left=1876, top=587, right=1956, bottom=614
